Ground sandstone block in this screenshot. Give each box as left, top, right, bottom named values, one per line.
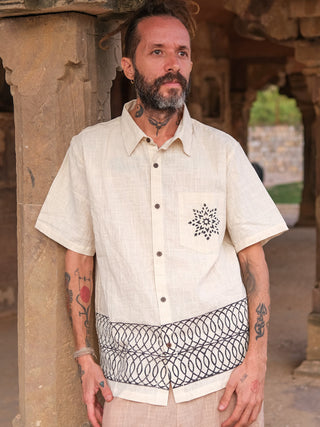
left=295, top=42, right=320, bottom=67
left=300, top=17, right=320, bottom=37
left=290, top=0, right=320, bottom=18
left=306, top=312, right=320, bottom=360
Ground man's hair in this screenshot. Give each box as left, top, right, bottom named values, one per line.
left=124, top=0, right=198, bottom=59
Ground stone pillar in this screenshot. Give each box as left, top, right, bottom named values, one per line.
left=296, top=102, right=316, bottom=227
left=295, top=65, right=320, bottom=375
left=229, top=91, right=255, bottom=152
left=0, top=12, right=120, bottom=426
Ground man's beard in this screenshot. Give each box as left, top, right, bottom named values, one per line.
left=134, top=66, right=190, bottom=113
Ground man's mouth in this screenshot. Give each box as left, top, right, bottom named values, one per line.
left=154, top=72, right=187, bottom=91
left=162, top=80, right=181, bottom=87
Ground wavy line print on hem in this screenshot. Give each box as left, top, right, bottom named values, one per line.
left=96, top=298, right=248, bottom=390
left=188, top=203, right=221, bottom=240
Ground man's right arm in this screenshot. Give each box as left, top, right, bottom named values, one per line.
left=65, top=249, right=113, bottom=427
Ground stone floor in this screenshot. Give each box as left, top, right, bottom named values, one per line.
left=1, top=205, right=320, bottom=426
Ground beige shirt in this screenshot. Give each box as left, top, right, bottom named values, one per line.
left=36, top=100, right=287, bottom=405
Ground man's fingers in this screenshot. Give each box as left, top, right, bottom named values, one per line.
left=94, top=401, right=103, bottom=424
left=99, top=379, right=113, bottom=402
left=248, top=400, right=263, bottom=424
left=218, top=383, right=235, bottom=412
left=86, top=401, right=101, bottom=427
left=221, top=402, right=244, bottom=427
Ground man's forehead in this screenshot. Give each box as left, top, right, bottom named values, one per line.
left=137, top=15, right=191, bottom=47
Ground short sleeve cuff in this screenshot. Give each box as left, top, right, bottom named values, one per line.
left=35, top=219, right=96, bottom=256
left=233, top=222, right=288, bottom=253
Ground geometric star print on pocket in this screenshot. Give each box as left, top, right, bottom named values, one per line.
left=188, top=203, right=220, bottom=240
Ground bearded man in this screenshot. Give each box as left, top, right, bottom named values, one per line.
left=36, top=1, right=287, bottom=426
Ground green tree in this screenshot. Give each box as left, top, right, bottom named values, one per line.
left=249, top=86, right=301, bottom=126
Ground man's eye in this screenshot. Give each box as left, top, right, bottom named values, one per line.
left=179, top=51, right=188, bottom=57
left=152, top=50, right=162, bottom=55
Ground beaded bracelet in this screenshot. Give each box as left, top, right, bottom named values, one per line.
left=73, top=347, right=96, bottom=359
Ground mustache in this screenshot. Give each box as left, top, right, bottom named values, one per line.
left=153, top=72, right=188, bottom=91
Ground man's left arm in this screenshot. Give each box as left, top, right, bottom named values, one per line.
left=219, top=242, right=270, bottom=427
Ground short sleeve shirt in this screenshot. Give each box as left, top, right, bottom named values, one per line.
left=36, top=100, right=288, bottom=405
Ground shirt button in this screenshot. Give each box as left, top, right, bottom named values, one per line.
left=146, top=137, right=151, bottom=143
left=154, top=203, right=160, bottom=209
left=156, top=251, right=163, bottom=257
left=153, top=163, right=159, bottom=168
left=161, top=297, right=166, bottom=302
left=166, top=342, right=172, bottom=348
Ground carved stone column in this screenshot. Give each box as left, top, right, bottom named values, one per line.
left=294, top=65, right=320, bottom=375
left=0, top=12, right=120, bottom=426
left=296, top=102, right=316, bottom=227
left=285, top=72, right=316, bottom=227
left=229, top=90, right=256, bottom=152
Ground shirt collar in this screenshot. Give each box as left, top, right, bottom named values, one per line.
left=120, top=100, right=193, bottom=157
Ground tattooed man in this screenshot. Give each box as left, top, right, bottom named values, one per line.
left=36, top=1, right=287, bottom=426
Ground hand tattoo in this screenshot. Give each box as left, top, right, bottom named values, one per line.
left=240, top=373, right=248, bottom=383
left=77, top=363, right=85, bottom=384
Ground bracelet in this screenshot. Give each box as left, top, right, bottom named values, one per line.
left=73, top=347, right=96, bottom=360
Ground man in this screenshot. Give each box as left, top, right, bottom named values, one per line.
left=36, top=1, right=288, bottom=426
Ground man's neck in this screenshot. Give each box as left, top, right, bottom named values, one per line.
left=129, top=99, right=183, bottom=148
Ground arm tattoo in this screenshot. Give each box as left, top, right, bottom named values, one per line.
left=75, top=268, right=92, bottom=346
left=135, top=104, right=144, bottom=118
left=241, top=260, right=256, bottom=296
left=77, top=362, right=85, bottom=384
left=65, top=272, right=73, bottom=326
left=254, top=303, right=268, bottom=340
left=148, top=116, right=170, bottom=136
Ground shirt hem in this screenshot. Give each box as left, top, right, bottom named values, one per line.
left=106, top=369, right=233, bottom=406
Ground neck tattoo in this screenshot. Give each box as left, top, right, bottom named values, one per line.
left=148, top=116, right=171, bottom=136
left=135, top=104, right=144, bottom=118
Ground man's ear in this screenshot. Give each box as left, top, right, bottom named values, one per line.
left=121, top=57, right=135, bottom=81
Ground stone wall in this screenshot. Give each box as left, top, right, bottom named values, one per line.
left=248, top=125, right=303, bottom=188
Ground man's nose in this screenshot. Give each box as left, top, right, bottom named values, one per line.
left=165, top=54, right=180, bottom=73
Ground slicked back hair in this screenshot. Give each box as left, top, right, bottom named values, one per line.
left=124, top=0, right=198, bottom=60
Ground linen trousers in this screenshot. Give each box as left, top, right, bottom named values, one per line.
left=102, top=386, right=264, bottom=427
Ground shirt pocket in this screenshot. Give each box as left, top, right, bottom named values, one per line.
left=178, top=192, right=226, bottom=254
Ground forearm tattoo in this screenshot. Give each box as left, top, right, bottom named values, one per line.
left=75, top=268, right=92, bottom=347
left=65, top=272, right=73, bottom=326
left=254, top=303, right=268, bottom=340
left=241, top=260, right=256, bottom=296
left=65, top=268, right=92, bottom=346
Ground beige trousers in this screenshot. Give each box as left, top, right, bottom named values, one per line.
left=102, top=387, right=264, bottom=427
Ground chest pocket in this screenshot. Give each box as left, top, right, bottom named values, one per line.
left=178, top=192, right=226, bottom=254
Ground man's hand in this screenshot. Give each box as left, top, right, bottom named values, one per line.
left=218, top=352, right=266, bottom=427
left=77, top=355, right=113, bottom=427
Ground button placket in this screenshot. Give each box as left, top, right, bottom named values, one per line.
left=150, top=153, right=172, bottom=324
